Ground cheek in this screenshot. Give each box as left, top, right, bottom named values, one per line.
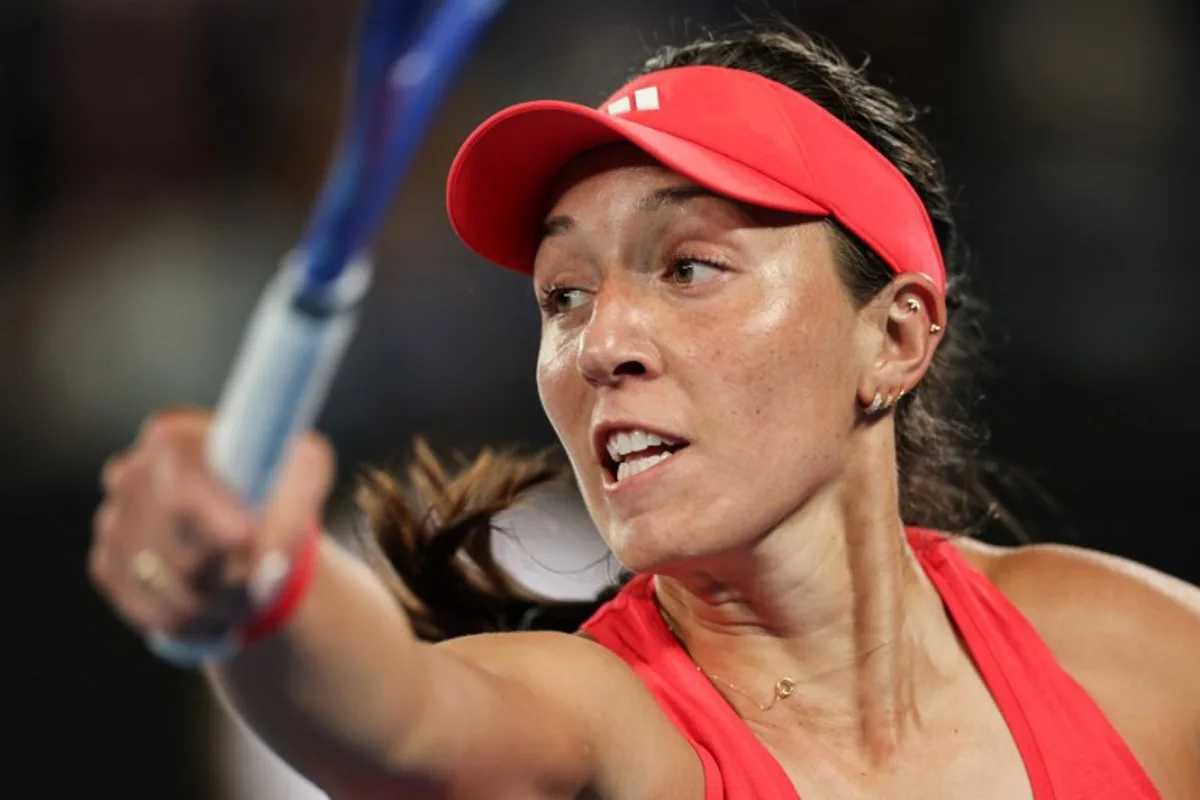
left=703, top=277, right=858, bottom=460
left=536, top=333, right=614, bottom=527
left=536, top=333, right=571, bottom=423
left=536, top=329, right=592, bottom=456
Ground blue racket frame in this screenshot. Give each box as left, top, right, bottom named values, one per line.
left=148, top=0, right=505, bottom=666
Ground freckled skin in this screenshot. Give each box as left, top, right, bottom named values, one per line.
left=533, top=147, right=873, bottom=574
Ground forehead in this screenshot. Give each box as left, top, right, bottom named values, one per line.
left=532, top=149, right=844, bottom=300
left=539, top=144, right=813, bottom=247
left=543, top=144, right=692, bottom=215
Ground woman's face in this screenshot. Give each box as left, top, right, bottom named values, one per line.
left=533, top=146, right=874, bottom=572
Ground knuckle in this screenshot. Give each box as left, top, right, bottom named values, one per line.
left=139, top=408, right=207, bottom=453
left=212, top=515, right=256, bottom=548
left=91, top=503, right=114, bottom=539
left=163, top=476, right=200, bottom=519
left=174, top=484, right=253, bottom=550
left=163, top=468, right=216, bottom=517
left=86, top=546, right=110, bottom=589
left=100, top=454, right=129, bottom=492
left=149, top=455, right=211, bottom=519
left=303, top=431, right=335, bottom=465
left=296, top=434, right=336, bottom=488
left=138, top=411, right=183, bottom=446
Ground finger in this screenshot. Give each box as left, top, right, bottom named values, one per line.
left=91, top=500, right=118, bottom=550
left=123, top=433, right=257, bottom=575
left=259, top=433, right=335, bottom=551
left=92, top=438, right=255, bottom=636
left=105, top=459, right=255, bottom=617
left=141, top=427, right=255, bottom=545
left=90, top=528, right=193, bottom=636
left=137, top=407, right=210, bottom=443
left=116, top=530, right=200, bottom=614
left=169, top=473, right=257, bottom=553
left=100, top=452, right=131, bottom=494
left=98, top=492, right=202, bottom=614
left=107, top=448, right=211, bottom=577
left=113, top=541, right=217, bottom=635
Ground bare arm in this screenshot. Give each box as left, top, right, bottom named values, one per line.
left=209, top=541, right=703, bottom=798
left=91, top=411, right=699, bottom=800
left=207, top=539, right=595, bottom=799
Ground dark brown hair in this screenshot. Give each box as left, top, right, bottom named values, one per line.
left=352, top=21, right=996, bottom=642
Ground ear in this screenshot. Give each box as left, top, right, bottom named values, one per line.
left=856, top=275, right=946, bottom=411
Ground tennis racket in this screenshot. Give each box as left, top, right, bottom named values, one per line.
left=147, top=0, right=506, bottom=666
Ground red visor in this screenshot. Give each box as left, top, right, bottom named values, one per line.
left=446, top=65, right=945, bottom=293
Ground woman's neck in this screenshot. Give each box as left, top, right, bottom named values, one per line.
left=652, top=442, right=965, bottom=765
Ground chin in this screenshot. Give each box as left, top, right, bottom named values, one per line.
left=597, top=508, right=734, bottom=576
left=575, top=453, right=813, bottom=573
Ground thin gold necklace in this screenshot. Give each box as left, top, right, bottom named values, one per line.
left=656, top=599, right=797, bottom=713
left=657, top=595, right=904, bottom=714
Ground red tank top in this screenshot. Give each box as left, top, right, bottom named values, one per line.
left=580, top=528, right=1161, bottom=799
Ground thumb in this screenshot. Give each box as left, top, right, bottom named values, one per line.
left=247, top=432, right=336, bottom=602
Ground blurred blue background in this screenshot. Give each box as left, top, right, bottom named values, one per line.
left=5, top=0, right=1198, bottom=796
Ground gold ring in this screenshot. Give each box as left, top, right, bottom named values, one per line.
left=130, top=548, right=169, bottom=593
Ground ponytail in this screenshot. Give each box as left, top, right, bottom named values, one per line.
left=352, top=439, right=623, bottom=642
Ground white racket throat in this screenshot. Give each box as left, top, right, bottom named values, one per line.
left=148, top=254, right=370, bottom=666
left=208, top=253, right=372, bottom=509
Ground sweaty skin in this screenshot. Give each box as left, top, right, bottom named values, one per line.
left=90, top=145, right=1200, bottom=799
left=531, top=146, right=1200, bottom=798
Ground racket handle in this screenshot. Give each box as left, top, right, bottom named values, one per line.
left=147, top=252, right=372, bottom=667
left=207, top=251, right=371, bottom=507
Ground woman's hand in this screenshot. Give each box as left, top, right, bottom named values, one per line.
left=88, top=409, right=335, bottom=643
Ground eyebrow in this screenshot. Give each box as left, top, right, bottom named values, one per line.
left=538, top=184, right=722, bottom=242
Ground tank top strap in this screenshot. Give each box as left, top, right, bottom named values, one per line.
left=907, top=528, right=1160, bottom=799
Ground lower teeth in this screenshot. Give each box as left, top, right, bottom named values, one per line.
left=616, top=451, right=672, bottom=482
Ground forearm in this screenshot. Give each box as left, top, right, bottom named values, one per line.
left=207, top=537, right=433, bottom=793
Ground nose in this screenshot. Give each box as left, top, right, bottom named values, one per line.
left=576, top=283, right=662, bottom=388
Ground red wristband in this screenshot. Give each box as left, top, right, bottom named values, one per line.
left=240, top=523, right=322, bottom=646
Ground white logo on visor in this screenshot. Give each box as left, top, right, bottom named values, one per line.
left=606, top=86, right=659, bottom=116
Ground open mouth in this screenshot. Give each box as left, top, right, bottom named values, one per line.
left=599, top=428, right=689, bottom=484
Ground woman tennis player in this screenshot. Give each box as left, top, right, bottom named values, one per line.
left=89, top=23, right=1199, bottom=799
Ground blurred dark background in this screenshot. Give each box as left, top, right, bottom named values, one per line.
left=5, top=0, right=1198, bottom=797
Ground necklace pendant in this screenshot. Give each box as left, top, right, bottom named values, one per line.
left=775, top=677, right=796, bottom=699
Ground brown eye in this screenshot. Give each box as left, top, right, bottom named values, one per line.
left=666, top=257, right=725, bottom=285
left=538, top=286, right=589, bottom=316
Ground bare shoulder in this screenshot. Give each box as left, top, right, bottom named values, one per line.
left=952, top=538, right=1200, bottom=675
left=440, top=631, right=705, bottom=799
left=439, top=630, right=665, bottom=718
left=440, top=629, right=630, bottom=681
left=953, top=537, right=1200, bottom=793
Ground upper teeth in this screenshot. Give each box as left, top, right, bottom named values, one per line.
left=606, top=429, right=676, bottom=463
